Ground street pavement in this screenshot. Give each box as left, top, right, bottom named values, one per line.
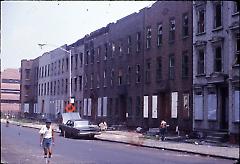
left=1, top=119, right=239, bottom=163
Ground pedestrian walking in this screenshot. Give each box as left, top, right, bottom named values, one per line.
left=39, top=119, right=54, bottom=164
left=159, top=120, right=168, bottom=141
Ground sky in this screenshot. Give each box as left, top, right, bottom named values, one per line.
left=1, top=1, right=154, bottom=71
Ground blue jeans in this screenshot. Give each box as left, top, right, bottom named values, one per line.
left=42, top=138, right=52, bottom=149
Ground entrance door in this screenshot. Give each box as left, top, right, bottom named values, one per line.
left=220, top=87, right=228, bottom=130
left=119, top=95, right=127, bottom=123
left=41, top=100, right=45, bottom=113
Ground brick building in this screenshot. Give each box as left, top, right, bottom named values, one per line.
left=20, top=58, right=39, bottom=116
left=1, top=68, right=21, bottom=115
left=20, top=1, right=195, bottom=133
left=142, top=1, right=193, bottom=132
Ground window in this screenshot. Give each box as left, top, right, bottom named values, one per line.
left=111, top=69, right=114, bottom=87
left=90, top=73, right=93, bottom=89
left=48, top=64, right=50, bottom=76
left=214, top=46, right=222, bottom=72
left=169, top=18, right=175, bottom=41
left=86, top=51, right=89, bottom=65
left=234, top=1, right=240, bottom=13
left=171, top=92, right=178, bottom=118
left=61, top=79, right=64, bottom=94
left=146, top=27, right=151, bottom=49
left=182, top=14, right=189, bottom=37
left=50, top=82, right=53, bottom=95
left=119, top=43, right=122, bottom=56
left=104, top=43, right=108, bottom=60
left=127, top=66, right=131, bottom=85
left=145, top=59, right=151, bottom=83
left=157, top=23, right=163, bottom=46
left=235, top=33, right=240, bottom=64
left=127, top=36, right=131, bottom=55
left=75, top=54, right=78, bottom=69
left=79, top=76, right=82, bottom=91
left=118, top=70, right=123, bottom=85
left=207, top=89, right=217, bottom=120
left=58, top=60, right=61, bottom=74
left=90, top=49, right=94, bottom=64
left=197, top=49, right=205, bottom=74
left=65, top=79, right=68, bottom=94
left=47, top=82, right=49, bottom=95
left=62, top=59, right=64, bottom=73
left=97, top=73, right=100, bottom=88
left=38, top=84, right=40, bottom=96
left=97, top=47, right=101, bottom=63
left=136, top=65, right=141, bottom=83
left=103, top=70, right=107, bottom=87
left=182, top=52, right=189, bottom=78
left=112, top=43, right=115, bottom=53
left=234, top=88, right=240, bottom=122
left=169, top=55, right=175, bottom=80
left=137, top=32, right=141, bottom=52
left=57, top=80, right=60, bottom=95
left=45, top=65, right=47, bottom=77
left=80, top=53, right=83, bottom=67
left=41, top=84, right=43, bottom=96
left=44, top=83, right=46, bottom=95
left=194, top=89, right=203, bottom=120
left=66, top=58, right=69, bottom=71
left=25, top=69, right=30, bottom=80
left=74, top=77, right=77, bottom=91
left=214, top=3, right=222, bottom=28
left=71, top=55, right=73, bottom=71
left=197, top=9, right=205, bottom=33
left=39, top=68, right=41, bottom=78
left=54, top=81, right=56, bottom=95
left=156, top=57, right=162, bottom=81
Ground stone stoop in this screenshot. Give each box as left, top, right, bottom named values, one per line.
left=205, top=131, right=229, bottom=143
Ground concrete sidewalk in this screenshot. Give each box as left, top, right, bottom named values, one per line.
left=2, top=119, right=239, bottom=160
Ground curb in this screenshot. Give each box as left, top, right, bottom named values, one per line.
left=95, top=137, right=239, bottom=161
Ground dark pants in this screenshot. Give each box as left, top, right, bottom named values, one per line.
left=160, top=128, right=166, bottom=141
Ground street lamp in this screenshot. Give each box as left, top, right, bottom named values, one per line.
left=38, top=44, right=73, bottom=103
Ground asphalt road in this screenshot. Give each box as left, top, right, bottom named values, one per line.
left=1, top=123, right=235, bottom=164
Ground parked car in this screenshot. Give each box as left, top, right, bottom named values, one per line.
left=59, top=119, right=101, bottom=139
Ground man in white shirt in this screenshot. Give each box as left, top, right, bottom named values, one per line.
left=39, top=119, right=54, bottom=161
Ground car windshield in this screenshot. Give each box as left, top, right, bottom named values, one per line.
left=74, top=120, right=89, bottom=127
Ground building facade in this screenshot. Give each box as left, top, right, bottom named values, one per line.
left=143, top=1, right=193, bottom=132
left=193, top=1, right=239, bottom=143
left=20, top=58, right=39, bottom=116
left=1, top=68, right=21, bottom=115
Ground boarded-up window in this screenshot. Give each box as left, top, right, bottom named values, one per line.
left=24, top=103, right=29, bottom=113
left=98, top=97, right=102, bottom=117
left=88, top=98, right=92, bottom=116
left=207, top=94, right=217, bottom=120
left=152, top=96, right=158, bottom=118
left=144, top=96, right=148, bottom=118
left=34, top=103, right=38, bottom=113
left=84, top=99, right=87, bottom=116
left=234, top=90, right=240, bottom=122
left=194, top=94, right=203, bottom=120
left=171, top=92, right=178, bottom=118
left=103, top=97, right=107, bottom=117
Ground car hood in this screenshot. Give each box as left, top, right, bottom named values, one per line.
left=62, top=112, right=81, bottom=124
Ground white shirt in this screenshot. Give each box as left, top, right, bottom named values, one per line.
left=39, top=126, right=53, bottom=139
